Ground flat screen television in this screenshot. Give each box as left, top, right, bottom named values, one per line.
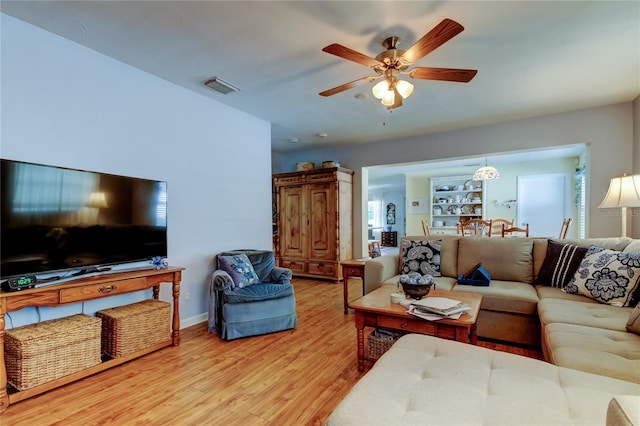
left=1, top=159, right=168, bottom=283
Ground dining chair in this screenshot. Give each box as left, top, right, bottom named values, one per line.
left=559, top=218, right=571, bottom=239
left=502, top=223, right=529, bottom=237
left=458, top=219, right=493, bottom=236
left=491, top=218, right=513, bottom=236
left=421, top=220, right=431, bottom=236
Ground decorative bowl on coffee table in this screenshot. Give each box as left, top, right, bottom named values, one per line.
left=400, top=282, right=434, bottom=300
left=398, top=272, right=435, bottom=300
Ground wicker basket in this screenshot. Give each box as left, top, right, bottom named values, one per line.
left=296, top=161, right=315, bottom=171
left=97, top=299, right=170, bottom=358
left=5, top=314, right=101, bottom=391
left=367, top=329, right=403, bottom=360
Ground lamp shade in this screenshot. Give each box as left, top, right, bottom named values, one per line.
left=598, top=174, right=640, bottom=208
left=381, top=89, right=395, bottom=106
left=87, top=192, right=109, bottom=208
left=395, top=80, right=414, bottom=99
left=372, top=80, right=388, bottom=99
left=472, top=166, right=500, bottom=181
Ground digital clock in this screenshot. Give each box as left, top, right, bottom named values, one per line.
left=2, top=275, right=37, bottom=291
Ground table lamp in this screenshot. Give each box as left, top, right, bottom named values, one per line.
left=598, top=174, right=640, bottom=237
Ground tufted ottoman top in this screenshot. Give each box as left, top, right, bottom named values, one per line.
left=328, top=334, right=640, bottom=425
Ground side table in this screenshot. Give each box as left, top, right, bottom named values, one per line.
left=340, top=259, right=367, bottom=314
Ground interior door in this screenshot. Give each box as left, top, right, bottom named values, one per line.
left=517, top=173, right=571, bottom=238
left=279, top=185, right=305, bottom=258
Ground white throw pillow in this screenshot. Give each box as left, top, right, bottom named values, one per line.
left=565, top=246, right=640, bottom=307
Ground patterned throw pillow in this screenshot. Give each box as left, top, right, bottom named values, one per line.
left=537, top=240, right=588, bottom=288
left=565, top=246, right=640, bottom=307
left=400, top=239, right=442, bottom=277
left=218, top=254, right=259, bottom=288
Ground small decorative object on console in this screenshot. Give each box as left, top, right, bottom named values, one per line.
left=151, top=256, right=168, bottom=270
left=322, top=160, right=340, bottom=168
left=295, top=162, right=315, bottom=171
left=398, top=272, right=435, bottom=300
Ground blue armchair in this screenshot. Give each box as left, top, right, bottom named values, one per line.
left=208, top=249, right=297, bottom=340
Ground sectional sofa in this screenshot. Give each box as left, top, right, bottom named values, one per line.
left=327, top=235, right=640, bottom=424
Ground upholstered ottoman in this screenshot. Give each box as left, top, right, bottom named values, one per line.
left=328, top=334, right=640, bottom=425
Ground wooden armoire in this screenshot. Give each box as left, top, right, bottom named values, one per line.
left=273, top=167, right=353, bottom=281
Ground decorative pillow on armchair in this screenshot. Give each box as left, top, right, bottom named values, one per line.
left=537, top=240, right=588, bottom=288
left=564, top=245, right=640, bottom=307
left=400, top=239, right=442, bottom=277
left=218, top=254, right=260, bottom=288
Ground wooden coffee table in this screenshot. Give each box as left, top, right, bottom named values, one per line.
left=349, top=285, right=483, bottom=371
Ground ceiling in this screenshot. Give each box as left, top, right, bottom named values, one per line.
left=2, top=1, right=639, bottom=154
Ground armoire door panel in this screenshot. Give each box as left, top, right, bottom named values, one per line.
left=308, top=184, right=336, bottom=260
left=280, top=186, right=305, bottom=258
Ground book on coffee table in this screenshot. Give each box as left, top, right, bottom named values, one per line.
left=410, top=297, right=471, bottom=318
left=407, top=306, right=466, bottom=321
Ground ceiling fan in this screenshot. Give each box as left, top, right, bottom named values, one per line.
left=319, top=19, right=477, bottom=110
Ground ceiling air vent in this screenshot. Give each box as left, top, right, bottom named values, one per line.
left=204, top=77, right=240, bottom=94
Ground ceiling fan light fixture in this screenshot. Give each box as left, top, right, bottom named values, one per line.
left=381, top=89, right=395, bottom=106
left=395, top=80, right=414, bottom=99
left=320, top=18, right=477, bottom=110
left=372, top=80, right=388, bottom=99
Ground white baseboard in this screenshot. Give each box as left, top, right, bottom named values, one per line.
left=180, top=313, right=207, bottom=329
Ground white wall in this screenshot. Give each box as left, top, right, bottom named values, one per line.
left=1, top=15, right=272, bottom=328
left=276, top=102, right=636, bottom=257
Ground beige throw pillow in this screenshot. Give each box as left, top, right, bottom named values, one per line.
left=457, top=237, right=534, bottom=283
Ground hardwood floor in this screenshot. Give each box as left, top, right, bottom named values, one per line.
left=3, top=277, right=543, bottom=425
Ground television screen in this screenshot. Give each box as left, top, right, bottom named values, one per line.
left=1, top=159, right=168, bottom=281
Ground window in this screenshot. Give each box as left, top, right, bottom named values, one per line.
left=367, top=201, right=376, bottom=226
left=368, top=194, right=383, bottom=228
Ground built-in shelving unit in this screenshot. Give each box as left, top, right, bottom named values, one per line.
left=429, top=175, right=486, bottom=235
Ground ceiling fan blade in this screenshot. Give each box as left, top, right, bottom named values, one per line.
left=402, top=19, right=464, bottom=64
left=322, top=43, right=384, bottom=68
left=409, top=67, right=477, bottom=82
left=319, top=76, right=380, bottom=97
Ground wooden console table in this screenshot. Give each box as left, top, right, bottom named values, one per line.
left=0, top=267, right=183, bottom=413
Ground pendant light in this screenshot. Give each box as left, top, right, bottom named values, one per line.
left=473, top=158, right=500, bottom=181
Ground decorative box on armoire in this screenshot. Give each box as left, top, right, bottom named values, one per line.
left=273, top=167, right=353, bottom=281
